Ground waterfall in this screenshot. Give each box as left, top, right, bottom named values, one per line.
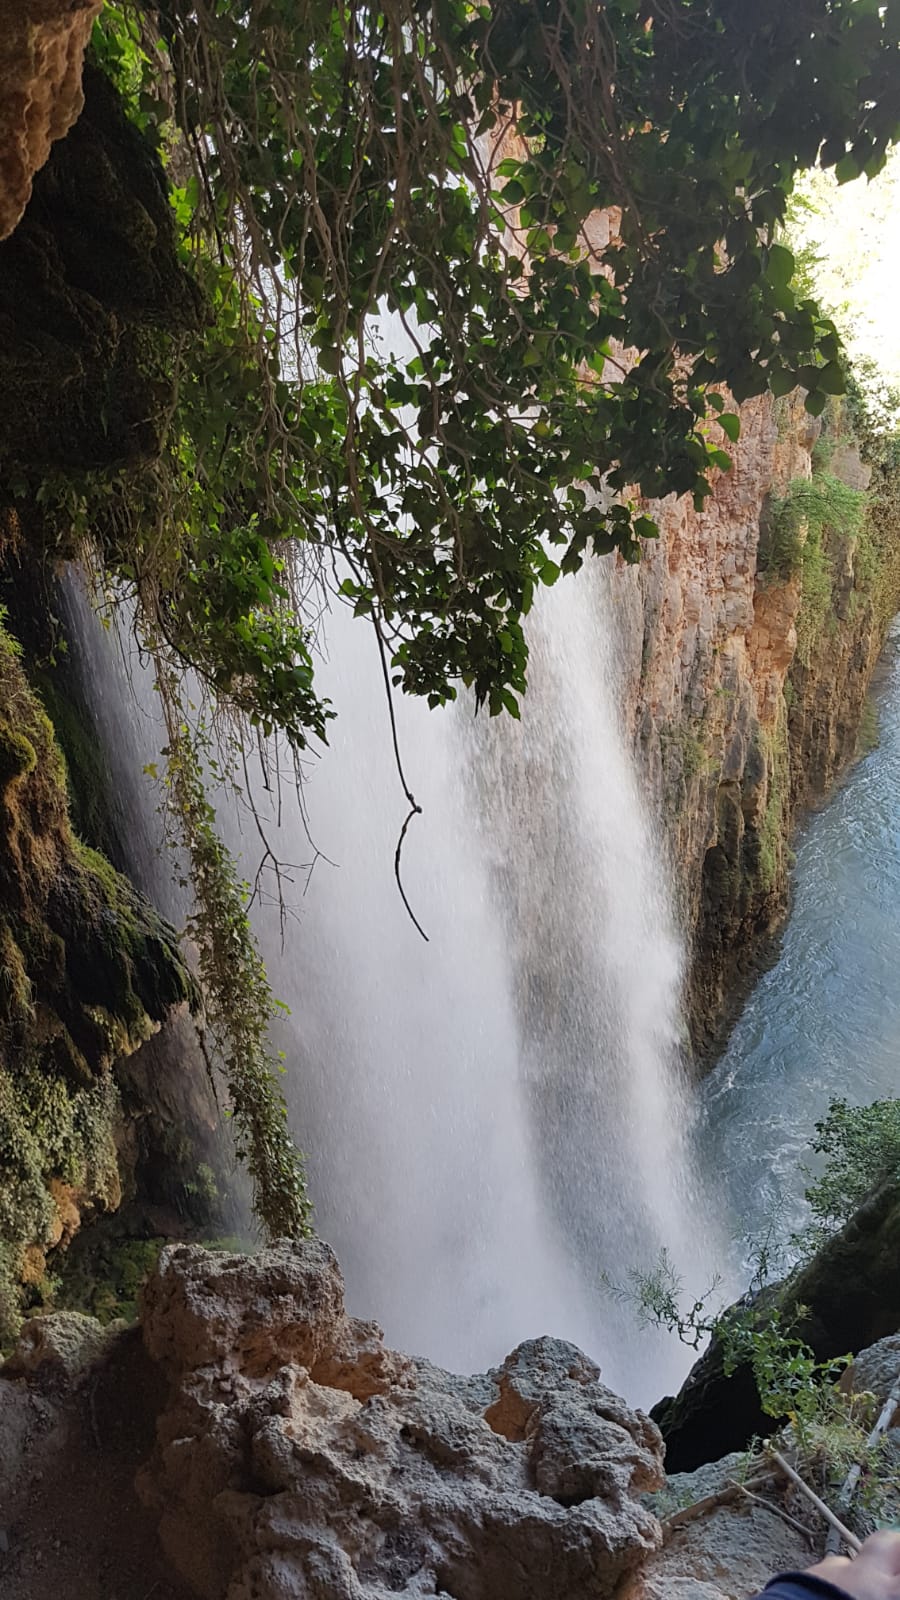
left=61, top=559, right=718, bottom=1404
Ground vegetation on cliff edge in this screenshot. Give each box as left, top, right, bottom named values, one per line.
left=0, top=611, right=194, bottom=1340
left=4, top=1, right=900, bottom=1238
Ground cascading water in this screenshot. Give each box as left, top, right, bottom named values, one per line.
left=61, top=557, right=719, bottom=1402
left=467, top=564, right=709, bottom=1314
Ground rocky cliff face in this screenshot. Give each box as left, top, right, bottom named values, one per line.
left=0, top=61, right=231, bottom=1335
left=1, top=1239, right=896, bottom=1600
left=610, top=392, right=900, bottom=1055
left=0, top=580, right=204, bottom=1337
left=0, top=0, right=102, bottom=241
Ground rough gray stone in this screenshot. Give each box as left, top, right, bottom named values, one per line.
left=643, top=1452, right=750, bottom=1521
left=2, top=1311, right=119, bottom=1389
left=842, top=1334, right=900, bottom=1410
left=138, top=1241, right=665, bottom=1600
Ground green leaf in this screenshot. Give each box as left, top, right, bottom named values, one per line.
left=769, top=368, right=796, bottom=399
left=835, top=153, right=860, bottom=184
left=718, top=412, right=741, bottom=443
left=767, top=243, right=795, bottom=289
left=815, top=361, right=846, bottom=397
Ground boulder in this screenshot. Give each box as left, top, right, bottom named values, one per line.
left=625, top=1447, right=812, bottom=1600
left=138, top=1239, right=665, bottom=1600
left=2, top=1309, right=121, bottom=1389
left=841, top=1332, right=900, bottom=1412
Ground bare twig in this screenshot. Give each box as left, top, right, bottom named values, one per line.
left=372, top=612, right=429, bottom=942
left=825, top=1370, right=900, bottom=1555
left=727, top=1479, right=818, bottom=1548
left=660, top=1472, right=775, bottom=1537
left=767, top=1449, right=861, bottom=1554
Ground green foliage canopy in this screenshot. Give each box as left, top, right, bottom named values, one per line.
left=804, top=1096, right=900, bottom=1237
left=84, top=0, right=900, bottom=742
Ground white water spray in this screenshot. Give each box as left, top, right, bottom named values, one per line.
left=62, top=559, right=719, bottom=1402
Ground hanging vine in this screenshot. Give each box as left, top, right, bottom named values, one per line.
left=156, top=664, right=313, bottom=1239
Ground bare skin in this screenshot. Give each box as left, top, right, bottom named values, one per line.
left=807, top=1532, right=900, bottom=1600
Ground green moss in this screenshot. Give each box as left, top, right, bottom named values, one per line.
left=755, top=717, right=790, bottom=896
left=52, top=1227, right=250, bottom=1327
left=0, top=722, right=36, bottom=788
left=0, top=923, right=33, bottom=1028
left=68, top=840, right=195, bottom=1033
left=0, top=610, right=196, bottom=1336
left=33, top=669, right=120, bottom=857
left=660, top=720, right=710, bottom=796
left=795, top=527, right=834, bottom=668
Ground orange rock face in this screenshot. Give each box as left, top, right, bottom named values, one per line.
left=604, top=383, right=899, bottom=1055
left=0, top=0, right=102, bottom=240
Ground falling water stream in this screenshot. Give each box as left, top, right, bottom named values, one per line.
left=60, top=552, right=900, bottom=1405
left=63, top=561, right=716, bottom=1403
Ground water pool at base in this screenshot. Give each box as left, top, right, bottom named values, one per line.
left=698, top=617, right=900, bottom=1279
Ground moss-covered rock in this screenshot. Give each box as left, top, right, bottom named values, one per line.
left=0, top=610, right=195, bottom=1341
left=651, top=1178, right=900, bottom=1470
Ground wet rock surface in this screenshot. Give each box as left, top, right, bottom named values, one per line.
left=0, top=1320, right=191, bottom=1600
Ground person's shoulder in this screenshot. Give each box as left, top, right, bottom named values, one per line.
left=755, top=1572, right=855, bottom=1600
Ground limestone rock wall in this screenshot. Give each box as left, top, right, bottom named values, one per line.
left=0, top=594, right=206, bottom=1337
left=0, top=0, right=102, bottom=241
left=607, top=392, right=900, bottom=1056
left=137, top=1239, right=666, bottom=1600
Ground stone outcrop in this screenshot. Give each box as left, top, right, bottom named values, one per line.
left=0, top=0, right=102, bottom=241
left=841, top=1332, right=900, bottom=1412
left=0, top=62, right=203, bottom=484
left=138, top=1238, right=665, bottom=1600
left=610, top=393, right=900, bottom=1054
left=0, top=590, right=210, bottom=1337
left=651, top=1178, right=900, bottom=1470
left=629, top=1451, right=813, bottom=1600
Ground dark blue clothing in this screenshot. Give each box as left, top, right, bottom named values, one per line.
left=757, top=1574, right=855, bottom=1600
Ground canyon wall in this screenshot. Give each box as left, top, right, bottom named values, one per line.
left=0, top=62, right=229, bottom=1337
left=0, top=0, right=102, bottom=241
left=610, top=391, right=900, bottom=1056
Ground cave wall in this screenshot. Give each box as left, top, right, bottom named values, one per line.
left=611, top=391, right=900, bottom=1057
left=0, top=593, right=199, bottom=1335
left=0, top=0, right=103, bottom=241
left=0, top=61, right=231, bottom=1338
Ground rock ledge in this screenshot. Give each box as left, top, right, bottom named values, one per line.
left=138, top=1239, right=665, bottom=1600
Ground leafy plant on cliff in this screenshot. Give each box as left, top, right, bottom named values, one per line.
left=156, top=671, right=313, bottom=1240
left=76, top=0, right=900, bottom=744
left=761, top=471, right=870, bottom=668
left=761, top=474, right=867, bottom=583
left=610, top=1244, right=849, bottom=1436
left=614, top=1094, right=900, bottom=1464
left=802, top=1096, right=900, bottom=1241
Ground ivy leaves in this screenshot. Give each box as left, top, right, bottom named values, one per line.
left=87, top=0, right=900, bottom=743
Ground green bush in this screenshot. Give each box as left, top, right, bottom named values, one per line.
left=804, top=1096, right=900, bottom=1236
left=760, top=473, right=867, bottom=582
